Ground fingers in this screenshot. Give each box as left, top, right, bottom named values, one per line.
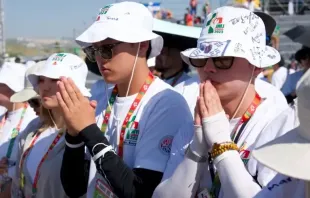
left=199, top=83, right=209, bottom=118
left=67, top=77, right=85, bottom=101
left=60, top=77, right=79, bottom=105
left=194, top=97, right=202, bottom=125
left=90, top=100, right=97, bottom=109
left=56, top=91, right=70, bottom=115
left=203, top=80, right=222, bottom=115
left=57, top=81, right=74, bottom=110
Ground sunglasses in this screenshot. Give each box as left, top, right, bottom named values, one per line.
left=28, top=98, right=40, bottom=108
left=189, top=57, right=235, bottom=69
left=84, top=42, right=123, bottom=62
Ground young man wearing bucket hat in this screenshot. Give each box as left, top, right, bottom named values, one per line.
left=0, top=62, right=37, bottom=196
left=153, top=6, right=296, bottom=198
left=58, top=2, right=193, bottom=198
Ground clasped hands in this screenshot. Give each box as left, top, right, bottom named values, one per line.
left=191, top=80, right=232, bottom=157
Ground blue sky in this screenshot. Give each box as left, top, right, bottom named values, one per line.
left=4, top=0, right=193, bottom=38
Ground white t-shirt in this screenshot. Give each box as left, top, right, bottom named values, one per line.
left=0, top=106, right=37, bottom=167
left=26, top=127, right=64, bottom=181
left=87, top=77, right=194, bottom=197
left=172, top=74, right=200, bottom=118
left=0, top=106, right=6, bottom=117
left=271, top=67, right=295, bottom=90
left=161, top=79, right=295, bottom=197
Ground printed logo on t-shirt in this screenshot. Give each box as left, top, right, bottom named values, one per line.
left=267, top=177, right=292, bottom=191
left=124, top=121, right=139, bottom=146
left=158, top=135, right=173, bottom=155
left=239, top=142, right=251, bottom=165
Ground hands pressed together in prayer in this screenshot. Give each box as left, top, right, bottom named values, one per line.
left=194, top=80, right=231, bottom=153
left=56, top=77, right=97, bottom=136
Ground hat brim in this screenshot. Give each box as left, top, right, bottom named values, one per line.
left=10, top=88, right=38, bottom=103
left=252, top=127, right=310, bottom=181
left=76, top=20, right=163, bottom=58
left=180, top=39, right=280, bottom=68
left=28, top=69, right=91, bottom=98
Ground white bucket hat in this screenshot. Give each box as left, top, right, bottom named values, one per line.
left=180, top=6, right=280, bottom=68
left=253, top=69, right=310, bottom=181
left=0, top=62, right=26, bottom=93
left=10, top=61, right=46, bottom=103
left=27, top=53, right=91, bottom=97
left=76, top=1, right=163, bottom=59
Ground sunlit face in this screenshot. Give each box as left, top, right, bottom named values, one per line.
left=0, top=83, right=13, bottom=105
left=93, top=38, right=140, bottom=84
left=38, top=76, right=59, bottom=109
left=197, top=57, right=256, bottom=102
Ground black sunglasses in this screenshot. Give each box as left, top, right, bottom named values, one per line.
left=28, top=98, right=40, bottom=108
left=83, top=42, right=123, bottom=62
left=189, top=57, right=235, bottom=69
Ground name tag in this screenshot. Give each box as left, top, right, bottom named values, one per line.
left=197, top=188, right=211, bottom=198
left=93, top=179, right=118, bottom=198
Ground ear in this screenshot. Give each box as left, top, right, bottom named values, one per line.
left=139, top=41, right=150, bottom=57
left=253, top=67, right=263, bottom=77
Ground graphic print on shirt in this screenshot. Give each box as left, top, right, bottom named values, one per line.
left=239, top=142, right=251, bottom=165
left=159, top=135, right=173, bottom=155
left=124, top=120, right=139, bottom=146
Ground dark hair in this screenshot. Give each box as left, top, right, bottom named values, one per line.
left=146, top=42, right=152, bottom=59
left=15, top=57, right=21, bottom=63
left=295, top=48, right=310, bottom=63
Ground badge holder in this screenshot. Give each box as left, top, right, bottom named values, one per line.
left=93, top=178, right=118, bottom=198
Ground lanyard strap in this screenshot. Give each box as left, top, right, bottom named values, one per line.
left=209, top=92, right=261, bottom=198
left=100, top=72, right=155, bottom=158
left=6, top=103, right=28, bottom=159
left=19, top=130, right=63, bottom=194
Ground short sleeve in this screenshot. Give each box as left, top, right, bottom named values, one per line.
left=134, top=92, right=193, bottom=173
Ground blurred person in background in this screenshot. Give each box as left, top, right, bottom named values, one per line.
left=190, top=0, right=198, bottom=16
left=282, top=47, right=310, bottom=103
left=153, top=31, right=199, bottom=116
left=0, top=63, right=37, bottom=197
left=11, top=53, right=90, bottom=198
left=271, top=56, right=295, bottom=90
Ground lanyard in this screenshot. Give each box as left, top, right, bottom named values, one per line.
left=170, top=71, right=183, bottom=87
left=209, top=92, right=261, bottom=198
left=19, top=130, right=64, bottom=195
left=6, top=103, right=28, bottom=159
left=100, top=72, right=155, bottom=158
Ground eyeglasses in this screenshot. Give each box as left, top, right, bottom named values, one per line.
left=189, top=57, right=235, bottom=69
left=83, top=42, right=123, bottom=62
left=28, top=98, right=40, bottom=108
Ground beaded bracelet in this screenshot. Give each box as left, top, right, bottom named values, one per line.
left=210, top=142, right=239, bottom=159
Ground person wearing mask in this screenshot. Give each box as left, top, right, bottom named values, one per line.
left=0, top=63, right=37, bottom=197
left=282, top=47, right=310, bottom=103
left=10, top=53, right=90, bottom=198
left=10, top=61, right=46, bottom=117
left=271, top=56, right=295, bottom=89
left=153, top=6, right=295, bottom=198
left=58, top=2, right=193, bottom=198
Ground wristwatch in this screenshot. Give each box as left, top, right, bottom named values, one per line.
left=185, top=146, right=208, bottom=163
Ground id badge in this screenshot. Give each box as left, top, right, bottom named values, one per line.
left=93, top=179, right=118, bottom=198
left=197, top=188, right=211, bottom=198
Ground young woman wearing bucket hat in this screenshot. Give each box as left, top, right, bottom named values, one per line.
left=58, top=2, right=193, bottom=198
left=10, top=53, right=90, bottom=198
left=153, top=6, right=297, bottom=198
left=0, top=62, right=37, bottom=197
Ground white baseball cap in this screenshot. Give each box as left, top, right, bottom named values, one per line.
left=181, top=6, right=280, bottom=68
left=253, top=68, right=310, bottom=181
left=76, top=1, right=163, bottom=59
left=0, top=62, right=27, bottom=93
left=10, top=61, right=46, bottom=103
left=27, top=53, right=91, bottom=97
